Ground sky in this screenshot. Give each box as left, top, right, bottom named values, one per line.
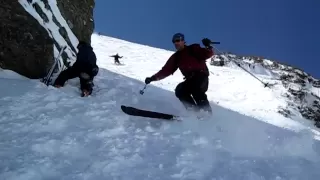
left=93, top=0, right=320, bottom=78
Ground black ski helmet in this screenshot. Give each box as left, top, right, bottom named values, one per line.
left=172, top=33, right=185, bottom=43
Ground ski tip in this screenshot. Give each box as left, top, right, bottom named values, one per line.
left=121, top=105, right=131, bottom=111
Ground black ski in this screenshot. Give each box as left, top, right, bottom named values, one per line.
left=121, top=105, right=179, bottom=120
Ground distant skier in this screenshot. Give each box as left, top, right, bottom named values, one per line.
left=53, top=41, right=99, bottom=97
left=110, top=53, right=123, bottom=65
left=144, top=33, right=214, bottom=114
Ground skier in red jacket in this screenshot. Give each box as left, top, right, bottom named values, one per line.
left=145, top=33, right=214, bottom=114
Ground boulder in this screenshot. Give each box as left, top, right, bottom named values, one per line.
left=0, top=0, right=53, bottom=79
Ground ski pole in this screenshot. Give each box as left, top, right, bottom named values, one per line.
left=213, top=46, right=270, bottom=88
left=139, top=84, right=147, bottom=95
left=234, top=61, right=269, bottom=87
left=43, top=46, right=67, bottom=85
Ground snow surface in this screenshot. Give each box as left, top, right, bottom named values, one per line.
left=1, top=33, right=320, bottom=179
left=311, top=87, right=320, bottom=98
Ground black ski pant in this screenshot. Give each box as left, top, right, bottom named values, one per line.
left=175, top=72, right=212, bottom=113
left=53, top=66, right=95, bottom=94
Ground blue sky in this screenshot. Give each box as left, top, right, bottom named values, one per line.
left=94, top=0, right=320, bottom=78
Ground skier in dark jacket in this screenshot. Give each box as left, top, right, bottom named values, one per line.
left=53, top=41, right=99, bottom=97
left=110, top=53, right=123, bottom=64
left=145, top=33, right=214, bottom=113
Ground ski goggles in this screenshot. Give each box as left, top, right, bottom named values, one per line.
left=172, top=38, right=183, bottom=43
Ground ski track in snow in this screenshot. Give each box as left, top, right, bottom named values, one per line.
left=1, top=33, right=320, bottom=179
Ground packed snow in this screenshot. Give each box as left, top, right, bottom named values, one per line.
left=1, top=33, right=320, bottom=179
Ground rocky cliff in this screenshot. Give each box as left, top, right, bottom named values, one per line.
left=0, top=0, right=53, bottom=78
left=0, top=0, right=95, bottom=79
left=56, top=0, right=95, bottom=44
left=211, top=53, right=320, bottom=128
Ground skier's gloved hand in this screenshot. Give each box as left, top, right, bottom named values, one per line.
left=202, top=38, right=212, bottom=48
left=91, top=66, right=99, bottom=76
left=145, top=77, right=154, bottom=84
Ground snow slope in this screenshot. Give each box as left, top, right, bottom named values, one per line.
left=1, top=33, right=320, bottom=179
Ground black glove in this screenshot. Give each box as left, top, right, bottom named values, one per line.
left=91, top=66, right=99, bottom=76
left=145, top=77, right=154, bottom=84
left=202, top=38, right=212, bottom=48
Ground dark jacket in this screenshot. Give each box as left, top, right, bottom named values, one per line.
left=73, top=43, right=97, bottom=72
left=152, top=44, right=213, bottom=80
left=111, top=54, right=122, bottom=60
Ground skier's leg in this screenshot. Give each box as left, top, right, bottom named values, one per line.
left=79, top=72, right=94, bottom=97
left=79, top=66, right=98, bottom=97
left=53, top=67, right=79, bottom=87
left=175, top=81, right=197, bottom=110
left=193, top=92, right=212, bottom=113
left=191, top=75, right=212, bottom=113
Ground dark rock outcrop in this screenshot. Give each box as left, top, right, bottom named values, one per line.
left=0, top=0, right=53, bottom=78
left=0, top=0, right=95, bottom=79
left=56, top=0, right=95, bottom=44
left=211, top=51, right=320, bottom=128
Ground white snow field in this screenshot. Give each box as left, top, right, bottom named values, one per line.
left=1, top=34, right=320, bottom=180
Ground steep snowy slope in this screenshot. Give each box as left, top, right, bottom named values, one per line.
left=1, top=65, right=320, bottom=179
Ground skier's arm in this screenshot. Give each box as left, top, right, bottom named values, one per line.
left=89, top=51, right=97, bottom=66
left=191, top=44, right=214, bottom=61
left=75, top=48, right=88, bottom=65
left=151, top=55, right=178, bottom=81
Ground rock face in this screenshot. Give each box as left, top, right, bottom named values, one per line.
left=0, top=0, right=53, bottom=79
left=56, top=0, right=95, bottom=44
left=0, top=0, right=95, bottom=79
left=211, top=53, right=320, bottom=128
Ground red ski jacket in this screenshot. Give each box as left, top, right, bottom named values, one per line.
left=152, top=44, right=214, bottom=81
